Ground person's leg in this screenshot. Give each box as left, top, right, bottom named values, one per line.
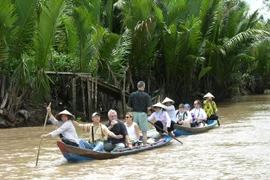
left=133, top=112, right=139, bottom=126
left=112, top=143, right=125, bottom=151
left=208, top=114, right=218, bottom=120
left=78, top=139, right=94, bottom=149
left=168, top=121, right=175, bottom=132
left=61, top=137, right=79, bottom=147
left=142, top=131, right=147, bottom=145
left=104, top=142, right=115, bottom=152
left=93, top=141, right=104, bottom=152
left=154, top=121, right=164, bottom=133
left=138, top=112, right=148, bottom=145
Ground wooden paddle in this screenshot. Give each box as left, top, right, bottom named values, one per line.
left=148, top=120, right=183, bottom=144
left=35, top=102, right=51, bottom=166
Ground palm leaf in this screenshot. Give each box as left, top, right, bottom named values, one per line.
left=11, top=0, right=37, bottom=59
left=0, top=0, right=17, bottom=64
left=198, top=66, right=212, bottom=80
left=33, top=0, right=65, bottom=102
left=34, top=0, right=65, bottom=68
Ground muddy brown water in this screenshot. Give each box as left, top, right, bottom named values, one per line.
left=0, top=94, right=270, bottom=179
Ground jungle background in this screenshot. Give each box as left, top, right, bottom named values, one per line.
left=1, top=0, right=270, bottom=127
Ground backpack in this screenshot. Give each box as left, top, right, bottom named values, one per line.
left=176, top=111, right=187, bottom=121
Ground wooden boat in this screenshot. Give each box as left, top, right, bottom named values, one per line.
left=174, top=120, right=218, bottom=136
left=57, top=135, right=172, bottom=162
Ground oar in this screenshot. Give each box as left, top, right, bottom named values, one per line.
left=148, top=120, right=183, bottom=144
left=217, top=119, right=220, bottom=126
left=35, top=102, right=51, bottom=166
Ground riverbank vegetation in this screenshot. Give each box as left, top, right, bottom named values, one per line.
left=1, top=0, right=270, bottom=127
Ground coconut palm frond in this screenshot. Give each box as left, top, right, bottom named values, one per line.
left=0, top=0, right=17, bottom=64
left=11, top=0, right=37, bottom=59
left=33, top=0, right=65, bottom=102
left=34, top=0, right=65, bottom=68
left=10, top=59, right=31, bottom=89
left=223, top=29, right=270, bottom=53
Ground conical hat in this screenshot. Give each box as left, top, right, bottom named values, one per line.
left=153, top=102, right=167, bottom=110
left=203, top=92, right=215, bottom=99
left=162, top=97, right=175, bottom=104
left=55, top=110, right=75, bottom=120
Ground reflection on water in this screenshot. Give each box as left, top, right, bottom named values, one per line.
left=0, top=95, right=270, bottom=179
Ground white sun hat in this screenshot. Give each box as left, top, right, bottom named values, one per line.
left=203, top=92, right=215, bottom=99
left=153, top=102, right=167, bottom=110
left=55, top=110, right=75, bottom=120
left=162, top=97, right=175, bottom=104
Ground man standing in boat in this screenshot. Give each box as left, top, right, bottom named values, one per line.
left=127, top=81, right=152, bottom=145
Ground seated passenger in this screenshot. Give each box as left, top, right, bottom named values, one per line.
left=104, top=109, right=133, bottom=152
left=73, top=112, right=123, bottom=151
left=124, top=112, right=140, bottom=146
left=148, top=102, right=175, bottom=136
left=162, top=97, right=176, bottom=123
left=176, top=104, right=192, bottom=127
left=41, top=107, right=79, bottom=147
left=203, top=92, right=219, bottom=121
left=184, top=104, right=191, bottom=111
left=190, top=100, right=207, bottom=127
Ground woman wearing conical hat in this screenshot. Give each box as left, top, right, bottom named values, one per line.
left=41, top=107, right=79, bottom=147
left=162, top=97, right=176, bottom=123
left=148, top=102, right=175, bottom=136
left=203, top=92, right=219, bottom=122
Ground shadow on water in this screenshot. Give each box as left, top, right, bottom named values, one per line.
left=1, top=94, right=270, bottom=179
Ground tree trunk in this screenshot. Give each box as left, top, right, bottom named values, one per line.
left=0, top=74, right=6, bottom=101
left=81, top=78, right=86, bottom=120
left=87, top=76, right=92, bottom=120
left=72, top=77, right=77, bottom=117
left=95, top=59, right=98, bottom=111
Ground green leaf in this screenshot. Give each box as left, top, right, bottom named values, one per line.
left=198, top=66, right=212, bottom=80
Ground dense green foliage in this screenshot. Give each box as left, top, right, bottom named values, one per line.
left=1, top=0, right=270, bottom=109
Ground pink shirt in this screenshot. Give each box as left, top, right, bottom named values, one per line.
left=148, top=110, right=171, bottom=130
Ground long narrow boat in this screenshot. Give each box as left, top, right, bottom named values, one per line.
left=57, top=135, right=172, bottom=162
left=174, top=120, right=218, bottom=136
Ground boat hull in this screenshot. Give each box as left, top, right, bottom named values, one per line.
left=57, top=135, right=172, bottom=162
left=174, top=120, right=218, bottom=136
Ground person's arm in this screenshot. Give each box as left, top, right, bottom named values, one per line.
left=200, top=110, right=207, bottom=121
left=41, top=133, right=52, bottom=138
left=103, top=125, right=123, bottom=139
left=42, top=121, right=69, bottom=138
left=125, top=135, right=133, bottom=149
left=47, top=107, right=61, bottom=125
left=213, top=101, right=218, bottom=113
left=134, top=123, right=140, bottom=141
left=165, top=112, right=171, bottom=133
left=147, top=95, right=152, bottom=112
left=127, top=94, right=133, bottom=110
left=72, top=121, right=90, bottom=132
left=187, top=112, right=193, bottom=123
left=107, top=120, right=117, bottom=130
left=122, top=123, right=132, bottom=149
left=148, top=112, right=155, bottom=121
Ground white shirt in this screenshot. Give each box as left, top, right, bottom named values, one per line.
left=176, top=110, right=192, bottom=122
left=48, top=116, right=79, bottom=143
left=125, top=122, right=137, bottom=140
left=190, top=108, right=207, bottom=122
left=166, top=105, right=176, bottom=122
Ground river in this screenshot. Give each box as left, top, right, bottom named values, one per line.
left=0, top=94, right=270, bottom=179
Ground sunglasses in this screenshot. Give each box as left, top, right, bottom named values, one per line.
left=125, top=116, right=131, bottom=119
